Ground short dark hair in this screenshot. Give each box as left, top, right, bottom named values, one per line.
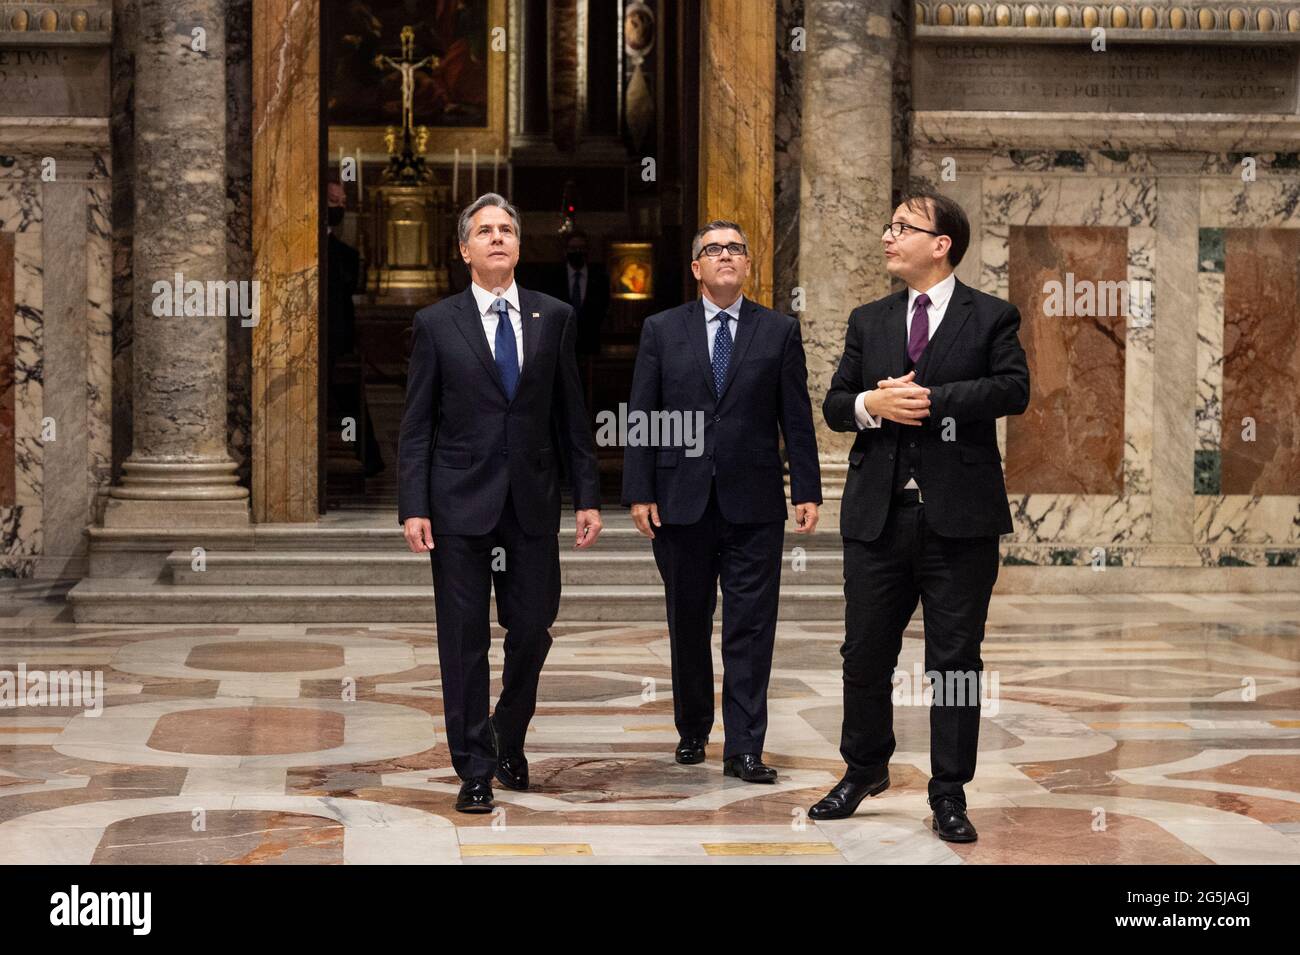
left=691, top=219, right=749, bottom=260
left=899, top=192, right=969, bottom=269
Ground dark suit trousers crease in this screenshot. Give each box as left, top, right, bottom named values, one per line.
left=841, top=500, right=999, bottom=807
left=651, top=483, right=785, bottom=759
left=430, top=493, right=561, bottom=781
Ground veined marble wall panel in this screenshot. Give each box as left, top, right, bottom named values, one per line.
left=0, top=129, right=112, bottom=575
left=909, top=145, right=1300, bottom=566
left=0, top=181, right=43, bottom=575
left=1193, top=176, right=1300, bottom=558
left=1, top=231, right=12, bottom=508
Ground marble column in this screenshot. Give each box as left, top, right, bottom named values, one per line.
left=698, top=0, right=775, bottom=305
left=797, top=0, right=897, bottom=483
left=104, top=0, right=250, bottom=527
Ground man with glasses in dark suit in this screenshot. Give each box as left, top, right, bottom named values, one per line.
left=808, top=193, right=1029, bottom=842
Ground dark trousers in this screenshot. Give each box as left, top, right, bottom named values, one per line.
left=840, top=497, right=999, bottom=807
left=651, top=483, right=785, bottom=759
left=430, top=493, right=560, bottom=780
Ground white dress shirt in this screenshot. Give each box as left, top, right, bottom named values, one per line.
left=470, top=279, right=524, bottom=370
left=702, top=292, right=742, bottom=360
left=854, top=272, right=957, bottom=490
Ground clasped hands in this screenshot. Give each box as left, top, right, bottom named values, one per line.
left=864, top=369, right=931, bottom=426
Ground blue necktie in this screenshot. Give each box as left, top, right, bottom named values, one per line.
left=493, top=297, right=519, bottom=400
left=711, top=312, right=733, bottom=395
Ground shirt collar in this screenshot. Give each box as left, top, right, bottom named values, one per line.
left=702, top=292, right=743, bottom=322
left=470, top=279, right=520, bottom=315
left=908, top=272, right=956, bottom=314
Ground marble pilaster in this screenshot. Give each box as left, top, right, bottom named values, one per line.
left=104, top=0, right=249, bottom=528
left=251, top=0, right=320, bottom=523
left=698, top=0, right=776, bottom=306
left=1146, top=171, right=1203, bottom=566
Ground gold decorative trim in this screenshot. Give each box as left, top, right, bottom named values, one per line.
left=0, top=3, right=111, bottom=42
left=916, top=2, right=1300, bottom=31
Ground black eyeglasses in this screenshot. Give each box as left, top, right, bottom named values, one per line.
left=882, top=222, right=941, bottom=239
left=697, top=242, right=748, bottom=259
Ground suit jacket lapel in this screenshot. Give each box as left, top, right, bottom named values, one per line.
left=451, top=285, right=507, bottom=397
left=682, top=300, right=714, bottom=399
left=717, top=297, right=757, bottom=404
left=917, top=279, right=973, bottom=381
left=881, top=290, right=909, bottom=382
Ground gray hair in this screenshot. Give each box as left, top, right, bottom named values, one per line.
left=457, top=192, right=522, bottom=245
left=691, top=219, right=749, bottom=260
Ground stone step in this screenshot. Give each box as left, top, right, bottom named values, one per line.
left=91, top=517, right=844, bottom=555
left=164, top=549, right=846, bottom=586
left=65, top=579, right=847, bottom=623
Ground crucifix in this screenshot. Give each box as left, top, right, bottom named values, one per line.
left=373, top=26, right=440, bottom=139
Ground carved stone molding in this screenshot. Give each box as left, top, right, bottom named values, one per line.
left=916, top=2, right=1300, bottom=34
left=0, top=3, right=112, bottom=44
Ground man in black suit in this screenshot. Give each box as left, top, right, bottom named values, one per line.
left=623, top=220, right=822, bottom=783
left=397, top=193, right=603, bottom=814
left=808, top=193, right=1029, bottom=842
left=540, top=229, right=610, bottom=358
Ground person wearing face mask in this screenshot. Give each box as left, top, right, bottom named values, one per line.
left=539, top=230, right=610, bottom=362
left=326, top=181, right=384, bottom=478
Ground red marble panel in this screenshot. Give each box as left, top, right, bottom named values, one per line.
left=147, top=706, right=344, bottom=756
left=1006, top=226, right=1128, bottom=495
left=1222, top=229, right=1300, bottom=495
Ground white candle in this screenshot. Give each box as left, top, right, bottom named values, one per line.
left=471, top=148, right=478, bottom=198
left=493, top=148, right=500, bottom=192
left=452, top=148, right=460, bottom=205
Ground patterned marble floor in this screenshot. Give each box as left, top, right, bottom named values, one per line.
left=2, top=589, right=1298, bottom=864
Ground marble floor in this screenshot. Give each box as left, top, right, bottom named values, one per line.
left=1, top=587, right=1298, bottom=864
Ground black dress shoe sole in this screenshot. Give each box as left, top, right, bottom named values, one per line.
left=675, top=751, right=705, bottom=765
left=807, top=776, right=890, bottom=819
left=931, top=818, right=977, bottom=842
left=455, top=802, right=495, bottom=814
left=722, top=764, right=777, bottom=783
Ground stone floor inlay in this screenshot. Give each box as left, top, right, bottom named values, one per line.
left=1, top=595, right=1298, bottom=864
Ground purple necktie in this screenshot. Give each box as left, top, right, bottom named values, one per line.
left=908, top=292, right=931, bottom=364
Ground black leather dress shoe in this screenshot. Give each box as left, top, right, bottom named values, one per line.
left=722, top=753, right=778, bottom=783
left=674, top=737, right=707, bottom=765
left=455, top=777, right=495, bottom=814
left=807, top=772, right=890, bottom=820
left=489, top=715, right=528, bottom=791
left=930, top=796, right=978, bottom=842
left=495, top=750, right=529, bottom=791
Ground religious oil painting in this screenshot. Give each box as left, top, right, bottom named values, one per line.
left=327, top=0, right=490, bottom=128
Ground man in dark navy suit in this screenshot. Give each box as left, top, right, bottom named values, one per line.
left=397, top=193, right=602, bottom=814
left=622, top=220, right=822, bottom=783
left=808, top=193, right=1029, bottom=843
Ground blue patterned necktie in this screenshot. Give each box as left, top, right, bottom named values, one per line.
left=493, top=297, right=520, bottom=399
left=711, top=311, right=733, bottom=395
